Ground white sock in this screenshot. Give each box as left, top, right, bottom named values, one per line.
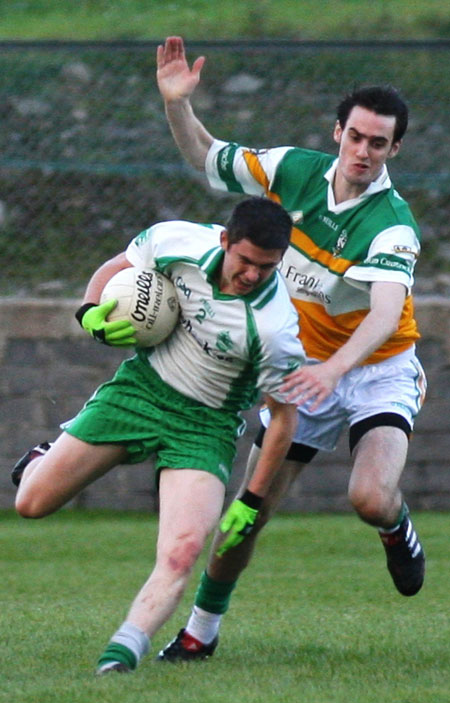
left=110, top=621, right=150, bottom=662
left=186, top=606, right=222, bottom=645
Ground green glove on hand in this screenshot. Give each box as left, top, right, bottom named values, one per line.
left=75, top=300, right=137, bottom=346
left=216, top=490, right=262, bottom=557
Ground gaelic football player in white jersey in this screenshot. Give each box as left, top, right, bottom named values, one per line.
left=12, top=197, right=306, bottom=674
left=155, top=36, right=427, bottom=662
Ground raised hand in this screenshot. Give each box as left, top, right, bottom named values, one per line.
left=157, top=36, right=205, bottom=102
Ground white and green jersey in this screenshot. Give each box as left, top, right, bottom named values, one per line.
left=126, top=220, right=305, bottom=412
left=205, top=141, right=421, bottom=364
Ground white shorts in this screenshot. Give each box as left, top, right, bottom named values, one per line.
left=260, top=347, right=427, bottom=452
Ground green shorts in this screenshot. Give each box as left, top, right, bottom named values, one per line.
left=62, top=353, right=242, bottom=486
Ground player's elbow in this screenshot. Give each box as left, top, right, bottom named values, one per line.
left=187, top=144, right=210, bottom=171
left=189, top=152, right=208, bottom=171
left=386, top=314, right=401, bottom=338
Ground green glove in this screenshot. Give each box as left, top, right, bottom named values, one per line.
left=216, top=490, right=262, bottom=557
left=75, top=300, right=137, bottom=346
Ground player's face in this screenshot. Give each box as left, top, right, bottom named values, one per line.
left=219, top=233, right=283, bottom=296
left=333, top=105, right=400, bottom=200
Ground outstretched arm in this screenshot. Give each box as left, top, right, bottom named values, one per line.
left=246, top=396, right=298, bottom=498
left=216, top=397, right=298, bottom=556
left=282, top=281, right=407, bottom=410
left=157, top=36, right=214, bottom=170
left=82, top=252, right=131, bottom=305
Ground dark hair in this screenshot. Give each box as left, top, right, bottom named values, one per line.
left=226, top=197, right=292, bottom=252
left=336, top=85, right=409, bottom=143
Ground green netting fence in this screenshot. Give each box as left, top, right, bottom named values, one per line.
left=0, top=40, right=448, bottom=295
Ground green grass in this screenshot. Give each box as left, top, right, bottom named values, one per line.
left=1, top=510, right=449, bottom=702
left=0, top=0, right=449, bottom=40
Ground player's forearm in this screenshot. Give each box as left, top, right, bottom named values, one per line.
left=247, top=401, right=297, bottom=497
left=324, top=282, right=405, bottom=376
left=325, top=306, right=401, bottom=377
left=165, top=98, right=214, bottom=170
left=82, top=253, right=131, bottom=304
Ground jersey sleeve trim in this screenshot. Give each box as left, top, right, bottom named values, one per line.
left=345, top=224, right=419, bottom=292
left=343, top=265, right=412, bottom=292
left=206, top=140, right=243, bottom=192
left=205, top=139, right=293, bottom=197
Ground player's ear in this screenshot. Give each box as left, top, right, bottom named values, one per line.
left=388, top=139, right=401, bottom=159
left=333, top=120, right=343, bottom=145
left=220, top=229, right=229, bottom=250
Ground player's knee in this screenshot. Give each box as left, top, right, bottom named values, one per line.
left=14, top=476, right=61, bottom=518
left=348, top=484, right=390, bottom=525
left=15, top=491, right=51, bottom=519
left=164, top=536, right=204, bottom=576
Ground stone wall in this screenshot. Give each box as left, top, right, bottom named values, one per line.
left=1, top=296, right=449, bottom=512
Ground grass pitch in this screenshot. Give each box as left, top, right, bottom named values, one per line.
left=1, top=510, right=448, bottom=703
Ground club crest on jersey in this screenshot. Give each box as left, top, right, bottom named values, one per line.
left=290, top=210, right=304, bottom=224
left=216, top=330, right=234, bottom=353
left=393, top=244, right=419, bottom=259
left=332, top=230, right=348, bottom=257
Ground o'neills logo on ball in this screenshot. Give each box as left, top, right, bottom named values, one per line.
left=145, top=275, right=164, bottom=329
left=131, top=271, right=154, bottom=324
left=131, top=270, right=164, bottom=329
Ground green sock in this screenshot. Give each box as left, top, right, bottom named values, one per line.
left=194, top=570, right=237, bottom=615
left=97, top=642, right=137, bottom=670
left=396, top=501, right=409, bottom=525
left=379, top=502, right=409, bottom=533
left=97, top=622, right=149, bottom=671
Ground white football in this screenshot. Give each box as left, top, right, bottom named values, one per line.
left=100, top=267, right=180, bottom=347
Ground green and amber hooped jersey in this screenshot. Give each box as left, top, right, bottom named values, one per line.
left=126, top=221, right=305, bottom=412
left=205, top=141, right=421, bottom=364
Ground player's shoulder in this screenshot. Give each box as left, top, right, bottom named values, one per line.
left=281, top=146, right=334, bottom=169
left=373, top=187, right=420, bottom=236
left=251, top=272, right=298, bottom=334
left=247, top=144, right=332, bottom=164
left=386, top=187, right=418, bottom=218
left=273, top=147, right=335, bottom=188
left=135, top=220, right=223, bottom=256
left=232, top=143, right=334, bottom=177
left=148, top=219, right=222, bottom=239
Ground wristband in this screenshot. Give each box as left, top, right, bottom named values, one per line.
left=240, top=489, right=263, bottom=510
left=75, top=302, right=97, bottom=326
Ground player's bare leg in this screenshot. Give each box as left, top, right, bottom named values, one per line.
left=15, top=432, right=127, bottom=518
left=157, top=446, right=306, bottom=661
left=349, top=425, right=407, bottom=527
left=349, top=425, right=425, bottom=596
left=97, top=468, right=225, bottom=674
left=127, top=469, right=225, bottom=634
